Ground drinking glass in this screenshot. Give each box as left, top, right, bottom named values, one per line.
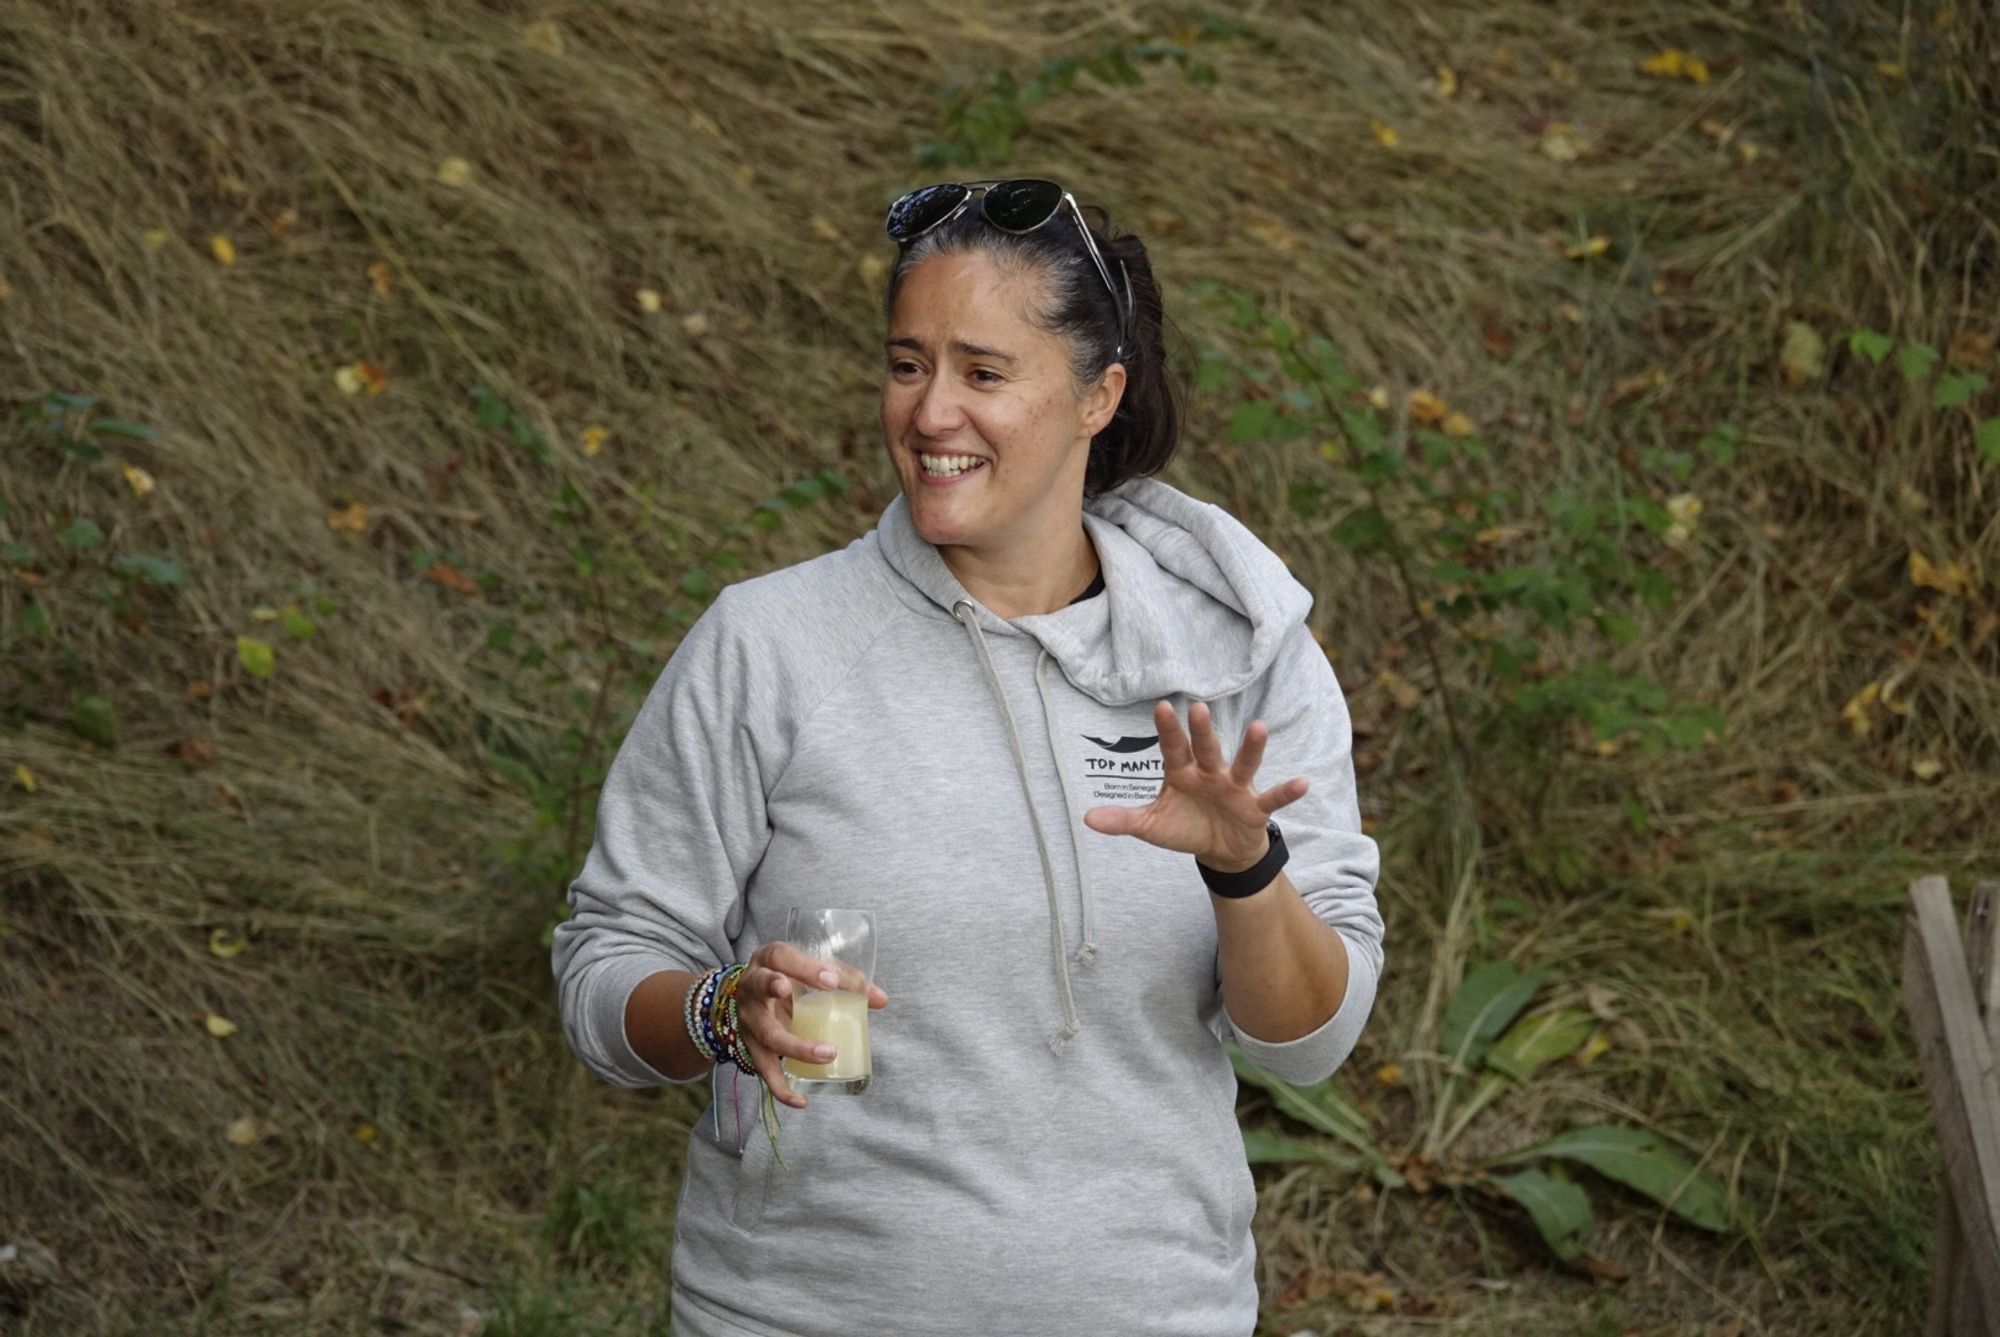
left=779, top=907, right=875, bottom=1095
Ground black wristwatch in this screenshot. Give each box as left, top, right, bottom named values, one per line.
left=1196, top=820, right=1288, bottom=898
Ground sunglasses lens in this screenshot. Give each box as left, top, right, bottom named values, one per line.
left=982, top=179, right=1063, bottom=231
left=886, top=183, right=969, bottom=241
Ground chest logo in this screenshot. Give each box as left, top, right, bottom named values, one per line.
left=1078, top=732, right=1164, bottom=804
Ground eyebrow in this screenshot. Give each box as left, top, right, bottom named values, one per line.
left=885, top=336, right=1019, bottom=365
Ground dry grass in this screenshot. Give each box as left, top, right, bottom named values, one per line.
left=1, top=1, right=1995, bottom=1333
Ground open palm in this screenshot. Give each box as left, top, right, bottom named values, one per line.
left=1081, top=699, right=1308, bottom=871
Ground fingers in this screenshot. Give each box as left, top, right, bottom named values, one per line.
left=1231, top=717, right=1268, bottom=786
left=1257, top=775, right=1309, bottom=813
left=756, top=940, right=842, bottom=989
left=1157, top=699, right=1240, bottom=774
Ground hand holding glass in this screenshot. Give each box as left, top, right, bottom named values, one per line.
left=779, top=908, right=877, bottom=1097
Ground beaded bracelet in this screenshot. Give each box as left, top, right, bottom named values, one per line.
left=684, top=966, right=726, bottom=1065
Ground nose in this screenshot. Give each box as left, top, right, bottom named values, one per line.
left=911, top=369, right=965, bottom=437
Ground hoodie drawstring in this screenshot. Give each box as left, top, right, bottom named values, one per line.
left=952, top=599, right=1095, bottom=1053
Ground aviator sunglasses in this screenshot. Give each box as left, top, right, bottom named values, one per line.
left=884, top=179, right=1133, bottom=361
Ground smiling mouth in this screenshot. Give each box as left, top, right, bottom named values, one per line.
left=917, top=453, right=989, bottom=479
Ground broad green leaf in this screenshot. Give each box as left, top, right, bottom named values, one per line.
left=1934, top=371, right=1990, bottom=409
left=88, top=418, right=156, bottom=440
left=1696, top=423, right=1740, bottom=463
left=1489, top=1124, right=1729, bottom=1232
left=112, top=554, right=185, bottom=586
left=678, top=568, right=713, bottom=599
left=236, top=636, right=275, bottom=679
left=1897, top=341, right=1940, bottom=384
left=1485, top=1008, right=1598, bottom=1083
left=1980, top=418, right=2000, bottom=464
left=70, top=694, right=118, bottom=747
left=1846, top=329, right=1893, bottom=364
left=1241, top=1127, right=1361, bottom=1170
left=781, top=477, right=828, bottom=505
left=281, top=608, right=315, bottom=641
left=1441, top=960, right=1543, bottom=1071
left=1226, top=1047, right=1379, bottom=1162
left=61, top=518, right=105, bottom=549
left=1490, top=1168, right=1592, bottom=1260
left=1228, top=399, right=1277, bottom=444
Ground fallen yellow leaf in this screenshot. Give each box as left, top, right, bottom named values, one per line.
left=518, top=18, right=564, bottom=55
left=1373, top=1062, right=1403, bottom=1086
left=368, top=261, right=393, bottom=298
left=326, top=503, right=368, bottom=533
left=1538, top=121, right=1584, bottom=162
left=210, top=235, right=237, bottom=266
left=121, top=463, right=155, bottom=498
left=1577, top=1029, right=1612, bottom=1064
left=1780, top=322, right=1825, bottom=389
left=436, top=157, right=474, bottom=188
left=636, top=287, right=662, bottom=314
left=1370, top=118, right=1399, bottom=148
left=354, top=1123, right=379, bottom=1144
left=267, top=208, right=298, bottom=240
left=334, top=366, right=363, bottom=396
left=1564, top=233, right=1610, bottom=259
left=1434, top=64, right=1457, bottom=97
left=204, top=1012, right=239, bottom=1038
left=1639, top=48, right=1710, bottom=83
left=15, top=763, right=35, bottom=792
left=580, top=424, right=610, bottom=456
left=1405, top=389, right=1448, bottom=425
left=681, top=312, right=710, bottom=337
left=1366, top=385, right=1391, bottom=411
left=209, top=928, right=248, bottom=959
left=226, top=1116, right=261, bottom=1147
left=856, top=254, right=886, bottom=284
left=1666, top=494, right=1703, bottom=526
left=1840, top=680, right=1882, bottom=737
left=1909, top=550, right=1976, bottom=597
left=1912, top=757, right=1944, bottom=781
left=1441, top=411, right=1475, bottom=438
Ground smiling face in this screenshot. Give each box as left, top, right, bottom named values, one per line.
left=881, top=249, right=1124, bottom=584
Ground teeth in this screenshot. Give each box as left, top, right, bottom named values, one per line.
left=921, top=454, right=984, bottom=476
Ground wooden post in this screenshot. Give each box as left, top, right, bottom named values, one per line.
left=1908, top=875, right=2000, bottom=1334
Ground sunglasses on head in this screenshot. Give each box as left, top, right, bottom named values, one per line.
left=884, top=178, right=1133, bottom=361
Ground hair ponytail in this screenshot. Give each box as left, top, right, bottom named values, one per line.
left=1081, top=227, right=1181, bottom=500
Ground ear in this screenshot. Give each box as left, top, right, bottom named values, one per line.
left=1080, top=361, right=1127, bottom=439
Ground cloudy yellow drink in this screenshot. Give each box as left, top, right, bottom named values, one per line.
left=783, top=989, right=871, bottom=1085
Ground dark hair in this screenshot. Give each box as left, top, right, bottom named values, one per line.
left=881, top=195, right=1182, bottom=500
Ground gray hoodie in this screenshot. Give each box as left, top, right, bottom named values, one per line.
left=552, top=476, right=1384, bottom=1337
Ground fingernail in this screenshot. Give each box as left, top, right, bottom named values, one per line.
left=816, top=1045, right=835, bottom=1060
left=819, top=969, right=838, bottom=986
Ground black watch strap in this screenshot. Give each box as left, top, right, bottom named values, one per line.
left=1196, top=820, right=1288, bottom=898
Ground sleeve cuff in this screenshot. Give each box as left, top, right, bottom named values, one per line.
left=1226, top=929, right=1380, bottom=1086
left=584, top=953, right=702, bottom=1089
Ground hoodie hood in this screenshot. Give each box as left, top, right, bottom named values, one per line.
left=875, top=475, right=1315, bottom=704
left=874, top=474, right=1316, bottom=1052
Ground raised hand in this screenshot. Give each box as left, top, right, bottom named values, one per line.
left=1080, top=700, right=1307, bottom=873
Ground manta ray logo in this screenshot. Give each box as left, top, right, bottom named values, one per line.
left=1081, top=734, right=1159, bottom=753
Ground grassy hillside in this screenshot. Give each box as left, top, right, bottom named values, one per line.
left=2, top=2, right=1995, bottom=1333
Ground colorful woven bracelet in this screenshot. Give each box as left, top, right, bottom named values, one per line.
left=689, top=967, right=727, bottom=1064
left=681, top=968, right=710, bottom=1059
left=723, top=992, right=756, bottom=1073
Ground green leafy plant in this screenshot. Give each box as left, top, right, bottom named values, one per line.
left=1846, top=325, right=2000, bottom=463
left=919, top=20, right=1239, bottom=168
left=1192, top=282, right=1725, bottom=789
left=1232, top=960, right=1730, bottom=1267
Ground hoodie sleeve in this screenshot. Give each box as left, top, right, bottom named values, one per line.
left=1218, top=619, right=1385, bottom=1087
left=550, top=586, right=775, bottom=1089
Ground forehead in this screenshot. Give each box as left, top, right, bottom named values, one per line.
left=887, top=249, right=1054, bottom=348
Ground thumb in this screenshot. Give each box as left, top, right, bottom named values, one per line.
left=1083, top=805, right=1142, bottom=836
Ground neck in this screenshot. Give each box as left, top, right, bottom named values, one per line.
left=942, top=522, right=1100, bottom=620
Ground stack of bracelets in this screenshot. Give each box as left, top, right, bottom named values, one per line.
left=683, top=963, right=758, bottom=1076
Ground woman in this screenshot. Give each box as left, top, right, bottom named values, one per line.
left=552, top=178, right=1385, bottom=1337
